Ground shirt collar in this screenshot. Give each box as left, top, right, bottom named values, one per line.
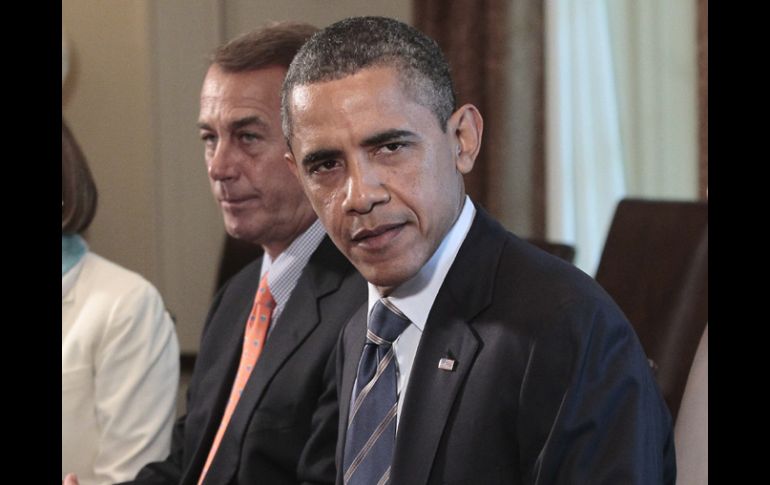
left=367, top=196, right=476, bottom=329
left=260, top=218, right=326, bottom=314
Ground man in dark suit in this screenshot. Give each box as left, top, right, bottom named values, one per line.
left=116, top=22, right=366, bottom=485
left=282, top=16, right=676, bottom=484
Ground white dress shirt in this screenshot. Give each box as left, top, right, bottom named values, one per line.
left=366, top=196, right=476, bottom=428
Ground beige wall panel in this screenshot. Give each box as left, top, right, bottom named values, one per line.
left=222, top=0, right=411, bottom=36
left=150, top=0, right=225, bottom=352
left=62, top=0, right=160, bottom=287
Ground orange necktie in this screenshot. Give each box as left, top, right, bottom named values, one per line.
left=198, top=273, right=275, bottom=484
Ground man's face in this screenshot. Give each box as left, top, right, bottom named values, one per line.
left=199, top=65, right=315, bottom=256
left=286, top=66, right=474, bottom=292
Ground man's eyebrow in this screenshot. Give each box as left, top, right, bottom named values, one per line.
left=361, top=129, right=417, bottom=147
left=299, top=130, right=419, bottom=167
left=301, top=149, right=344, bottom=167
left=230, top=116, right=268, bottom=131
left=196, top=116, right=268, bottom=131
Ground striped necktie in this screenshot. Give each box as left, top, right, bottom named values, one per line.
left=343, top=299, right=410, bottom=485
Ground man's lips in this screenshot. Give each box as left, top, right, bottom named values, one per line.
left=220, top=196, right=254, bottom=208
left=351, top=222, right=405, bottom=250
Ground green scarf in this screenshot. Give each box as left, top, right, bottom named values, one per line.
left=62, top=234, right=87, bottom=276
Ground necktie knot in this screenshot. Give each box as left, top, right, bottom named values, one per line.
left=367, top=299, right=410, bottom=345
left=255, top=274, right=274, bottom=308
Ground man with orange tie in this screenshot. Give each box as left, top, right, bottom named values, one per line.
left=117, top=22, right=366, bottom=485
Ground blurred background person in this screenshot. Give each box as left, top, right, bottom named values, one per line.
left=62, top=117, right=180, bottom=485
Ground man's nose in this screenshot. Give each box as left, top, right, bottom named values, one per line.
left=341, top=157, right=389, bottom=214
left=207, top=140, right=240, bottom=182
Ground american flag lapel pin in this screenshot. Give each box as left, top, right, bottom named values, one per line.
left=438, top=357, right=456, bottom=371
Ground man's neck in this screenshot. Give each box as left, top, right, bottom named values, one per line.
left=261, top=215, right=318, bottom=260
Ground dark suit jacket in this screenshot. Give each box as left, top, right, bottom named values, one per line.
left=332, top=207, right=676, bottom=485
left=124, top=236, right=366, bottom=485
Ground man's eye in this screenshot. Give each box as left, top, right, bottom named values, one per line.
left=311, top=160, right=340, bottom=174
left=379, top=142, right=407, bottom=155
left=200, top=133, right=216, bottom=147
left=239, top=133, right=259, bottom=143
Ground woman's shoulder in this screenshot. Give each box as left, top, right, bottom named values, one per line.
left=79, top=252, right=163, bottom=302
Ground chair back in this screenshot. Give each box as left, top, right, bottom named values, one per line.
left=214, top=234, right=263, bottom=293
left=595, top=198, right=708, bottom=420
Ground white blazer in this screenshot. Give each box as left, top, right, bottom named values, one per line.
left=674, top=325, right=708, bottom=485
left=62, top=252, right=179, bottom=485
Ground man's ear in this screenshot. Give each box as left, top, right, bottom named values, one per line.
left=448, top=104, right=483, bottom=175
left=285, top=150, right=300, bottom=179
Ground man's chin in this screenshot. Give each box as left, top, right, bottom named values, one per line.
left=355, top=263, right=419, bottom=295
left=224, top=222, right=260, bottom=244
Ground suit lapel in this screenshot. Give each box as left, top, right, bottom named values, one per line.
left=335, top=302, right=368, bottom=483
left=205, top=237, right=348, bottom=483
left=390, top=207, right=506, bottom=485
left=183, top=264, right=259, bottom=485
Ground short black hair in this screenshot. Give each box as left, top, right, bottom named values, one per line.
left=281, top=16, right=456, bottom=140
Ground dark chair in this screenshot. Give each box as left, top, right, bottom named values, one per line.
left=594, top=198, right=708, bottom=421
left=525, top=238, right=576, bottom=264
left=214, top=234, right=263, bottom=293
